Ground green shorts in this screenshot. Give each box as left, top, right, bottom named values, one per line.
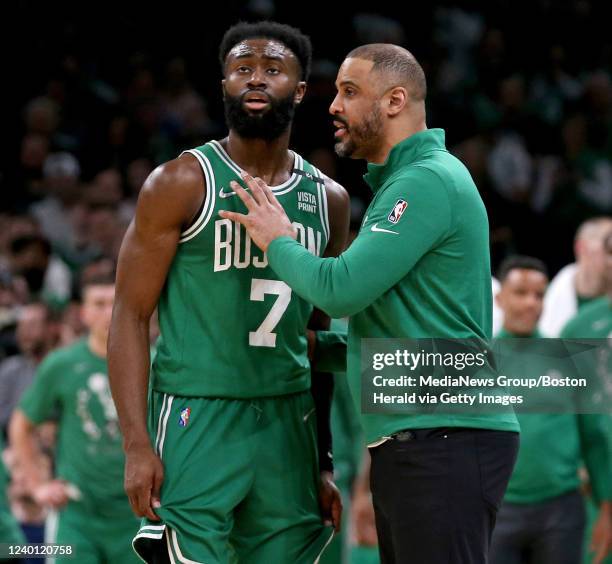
left=133, top=390, right=333, bottom=563
left=0, top=505, right=25, bottom=546
left=45, top=502, right=140, bottom=564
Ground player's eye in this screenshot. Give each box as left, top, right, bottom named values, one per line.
left=267, top=68, right=280, bottom=75
left=237, top=66, right=251, bottom=73
left=345, top=88, right=355, bottom=96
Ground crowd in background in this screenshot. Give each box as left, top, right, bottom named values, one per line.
left=1, top=1, right=611, bottom=562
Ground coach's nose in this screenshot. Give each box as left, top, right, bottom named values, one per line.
left=329, top=93, right=343, bottom=116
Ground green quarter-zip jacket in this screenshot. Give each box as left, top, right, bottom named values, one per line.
left=268, top=128, right=519, bottom=443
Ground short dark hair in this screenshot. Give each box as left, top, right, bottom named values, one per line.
left=497, top=256, right=548, bottom=283
left=10, top=234, right=51, bottom=256
left=78, top=258, right=116, bottom=298
left=219, top=21, right=312, bottom=81
left=346, top=43, right=427, bottom=101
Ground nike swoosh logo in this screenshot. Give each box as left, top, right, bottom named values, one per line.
left=218, top=188, right=237, bottom=199
left=371, top=223, right=399, bottom=234
left=303, top=408, right=316, bottom=422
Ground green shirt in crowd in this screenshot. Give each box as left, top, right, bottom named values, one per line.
left=268, top=128, right=519, bottom=444
left=0, top=433, right=25, bottom=544
left=562, top=296, right=612, bottom=338
left=496, top=328, right=612, bottom=504
left=19, top=339, right=131, bottom=518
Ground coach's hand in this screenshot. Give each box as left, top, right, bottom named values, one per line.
left=219, top=172, right=297, bottom=252
left=319, top=471, right=342, bottom=533
left=125, top=443, right=164, bottom=521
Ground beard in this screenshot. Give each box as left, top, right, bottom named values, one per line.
left=334, top=104, right=383, bottom=158
left=224, top=90, right=296, bottom=141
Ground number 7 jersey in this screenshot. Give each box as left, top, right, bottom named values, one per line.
left=152, top=140, right=330, bottom=398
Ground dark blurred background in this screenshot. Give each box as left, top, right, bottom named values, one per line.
left=2, top=0, right=611, bottom=307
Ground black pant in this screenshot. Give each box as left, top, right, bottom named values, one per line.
left=489, top=489, right=586, bottom=564
left=370, top=427, right=519, bottom=564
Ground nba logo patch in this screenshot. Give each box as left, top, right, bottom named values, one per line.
left=179, top=407, right=191, bottom=427
left=388, top=199, right=408, bottom=224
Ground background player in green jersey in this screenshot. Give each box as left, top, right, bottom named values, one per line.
left=561, top=231, right=612, bottom=564
left=0, top=434, right=26, bottom=561
left=223, top=43, right=519, bottom=563
left=9, top=264, right=140, bottom=563
left=108, top=22, right=350, bottom=563
left=490, top=255, right=612, bottom=564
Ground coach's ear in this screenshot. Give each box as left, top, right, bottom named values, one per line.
left=386, top=86, right=408, bottom=117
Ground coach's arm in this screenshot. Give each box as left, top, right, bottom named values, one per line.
left=108, top=155, right=204, bottom=521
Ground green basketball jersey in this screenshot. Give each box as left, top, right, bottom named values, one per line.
left=152, top=140, right=330, bottom=398
left=19, top=339, right=132, bottom=518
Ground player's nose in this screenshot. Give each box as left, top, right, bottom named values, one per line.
left=247, top=68, right=266, bottom=88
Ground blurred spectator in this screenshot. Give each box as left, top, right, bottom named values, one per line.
left=23, top=97, right=60, bottom=138
left=16, top=134, right=51, bottom=206
left=8, top=234, right=72, bottom=308
left=160, top=57, right=211, bottom=141
left=540, top=217, right=612, bottom=336
left=118, top=158, right=153, bottom=223
left=0, top=303, right=53, bottom=433
left=28, top=152, right=97, bottom=269
left=87, top=168, right=124, bottom=207
left=352, top=13, right=405, bottom=45
left=530, top=45, right=582, bottom=127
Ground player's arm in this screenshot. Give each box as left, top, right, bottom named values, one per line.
left=9, top=357, right=65, bottom=507
left=309, top=176, right=349, bottom=532
left=577, top=414, right=612, bottom=562
left=9, top=410, right=47, bottom=495
left=309, top=177, right=350, bottom=461
left=108, top=155, right=203, bottom=520
left=308, top=175, right=351, bottom=373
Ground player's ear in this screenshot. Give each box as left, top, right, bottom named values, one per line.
left=294, top=81, right=307, bottom=105
left=221, top=80, right=227, bottom=100
left=386, top=86, right=408, bottom=117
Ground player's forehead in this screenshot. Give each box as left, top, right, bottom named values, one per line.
left=505, top=269, right=548, bottom=289
left=227, top=38, right=297, bottom=64
left=83, top=284, right=115, bottom=302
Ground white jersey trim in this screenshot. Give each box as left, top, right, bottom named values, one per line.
left=132, top=524, right=167, bottom=563
left=169, top=527, right=204, bottom=563
left=314, top=166, right=330, bottom=244
left=314, top=529, right=335, bottom=563
left=209, top=140, right=302, bottom=194
left=154, top=393, right=168, bottom=454
left=45, top=510, right=59, bottom=564
left=156, top=394, right=174, bottom=459
left=179, top=150, right=217, bottom=243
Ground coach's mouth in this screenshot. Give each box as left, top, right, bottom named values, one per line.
left=333, top=120, right=348, bottom=138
